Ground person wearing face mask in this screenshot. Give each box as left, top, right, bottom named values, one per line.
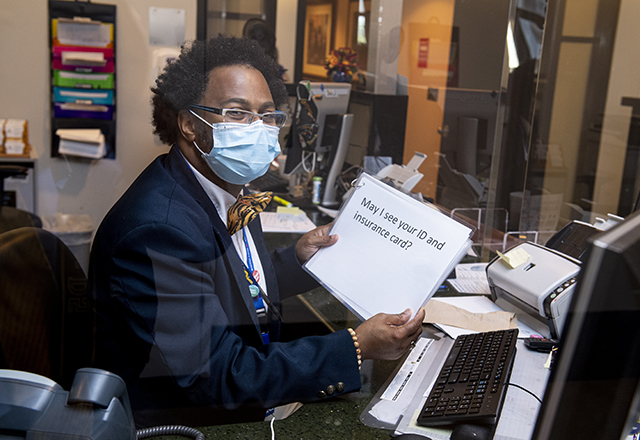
left=89, top=34, right=425, bottom=428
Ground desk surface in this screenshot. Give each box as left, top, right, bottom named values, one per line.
left=152, top=358, right=399, bottom=439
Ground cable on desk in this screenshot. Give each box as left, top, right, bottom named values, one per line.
left=271, top=417, right=276, bottom=440
left=507, top=382, right=543, bottom=404
left=136, top=425, right=205, bottom=440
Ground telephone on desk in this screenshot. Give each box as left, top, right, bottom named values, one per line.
left=0, top=368, right=136, bottom=439
left=0, top=369, right=204, bottom=440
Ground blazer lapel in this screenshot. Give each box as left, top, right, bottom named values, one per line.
left=163, top=146, right=263, bottom=339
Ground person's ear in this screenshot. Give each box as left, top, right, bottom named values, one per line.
left=177, top=110, right=197, bottom=142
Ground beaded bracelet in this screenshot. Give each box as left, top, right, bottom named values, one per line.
left=347, top=328, right=362, bottom=370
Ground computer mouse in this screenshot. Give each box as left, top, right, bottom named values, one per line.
left=450, top=424, right=492, bottom=440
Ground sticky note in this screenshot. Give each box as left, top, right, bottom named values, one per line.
left=276, top=206, right=302, bottom=215
left=497, top=247, right=531, bottom=269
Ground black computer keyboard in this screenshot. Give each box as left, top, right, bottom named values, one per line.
left=417, top=329, right=518, bottom=427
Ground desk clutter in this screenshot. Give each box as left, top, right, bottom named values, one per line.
left=49, top=1, right=117, bottom=159
left=0, top=119, right=30, bottom=157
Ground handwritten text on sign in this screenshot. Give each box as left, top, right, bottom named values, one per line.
left=353, top=197, right=446, bottom=251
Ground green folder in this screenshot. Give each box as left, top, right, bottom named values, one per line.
left=53, top=70, right=114, bottom=89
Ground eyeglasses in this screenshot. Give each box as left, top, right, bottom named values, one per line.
left=189, top=104, right=287, bottom=128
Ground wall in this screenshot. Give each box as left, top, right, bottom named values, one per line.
left=0, top=0, right=197, bottom=231
left=275, top=0, right=298, bottom=83
left=592, top=0, right=640, bottom=216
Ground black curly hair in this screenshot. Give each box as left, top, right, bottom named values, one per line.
left=151, top=34, right=288, bottom=145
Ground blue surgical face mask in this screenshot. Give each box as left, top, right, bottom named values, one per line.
left=190, top=110, right=281, bottom=185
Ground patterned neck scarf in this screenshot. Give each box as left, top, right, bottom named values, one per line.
left=226, top=191, right=273, bottom=235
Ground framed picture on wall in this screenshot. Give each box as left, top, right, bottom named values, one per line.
left=303, top=3, right=333, bottom=77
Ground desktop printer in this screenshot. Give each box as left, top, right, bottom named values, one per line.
left=486, top=242, right=581, bottom=339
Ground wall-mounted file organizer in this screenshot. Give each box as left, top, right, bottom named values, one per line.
left=49, top=0, right=116, bottom=159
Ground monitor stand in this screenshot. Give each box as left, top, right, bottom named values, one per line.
left=321, top=114, right=354, bottom=207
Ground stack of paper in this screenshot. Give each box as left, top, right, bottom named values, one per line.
left=56, top=128, right=105, bottom=159
left=447, top=262, right=491, bottom=294
left=260, top=209, right=316, bottom=233
left=304, top=172, right=473, bottom=320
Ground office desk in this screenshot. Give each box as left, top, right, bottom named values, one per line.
left=149, top=328, right=549, bottom=440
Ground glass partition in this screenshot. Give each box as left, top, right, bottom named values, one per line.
left=399, top=0, right=636, bottom=258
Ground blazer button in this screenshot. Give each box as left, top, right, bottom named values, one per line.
left=317, top=390, right=326, bottom=398
left=336, top=382, right=345, bottom=393
left=326, top=385, right=335, bottom=395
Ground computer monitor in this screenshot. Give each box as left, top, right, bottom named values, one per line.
left=306, top=82, right=351, bottom=155
left=439, top=88, right=499, bottom=179
left=531, top=210, right=640, bottom=440
left=283, top=81, right=351, bottom=174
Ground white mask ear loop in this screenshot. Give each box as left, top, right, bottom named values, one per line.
left=189, top=110, right=213, bottom=156
left=192, top=140, right=207, bottom=156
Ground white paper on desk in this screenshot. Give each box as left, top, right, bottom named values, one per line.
left=369, top=337, right=435, bottom=426
left=448, top=262, right=491, bottom=294
left=393, top=361, right=452, bottom=438
left=429, top=296, right=538, bottom=339
left=259, top=211, right=316, bottom=233
left=395, top=407, right=452, bottom=439
left=494, top=340, right=551, bottom=439
left=304, top=172, right=473, bottom=320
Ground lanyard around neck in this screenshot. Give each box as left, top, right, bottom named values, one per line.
left=242, top=228, right=282, bottom=323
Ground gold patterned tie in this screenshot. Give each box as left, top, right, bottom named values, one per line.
left=227, top=191, right=273, bottom=235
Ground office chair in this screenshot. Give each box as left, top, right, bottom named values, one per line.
left=0, top=226, right=94, bottom=389
left=0, top=205, right=42, bottom=234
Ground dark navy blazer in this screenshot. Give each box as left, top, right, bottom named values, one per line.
left=89, top=146, right=361, bottom=427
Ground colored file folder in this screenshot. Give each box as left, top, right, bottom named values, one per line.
left=52, top=45, right=113, bottom=60
left=52, top=58, right=114, bottom=73
left=53, top=70, right=114, bottom=89
left=52, top=18, right=113, bottom=48
left=52, top=45, right=114, bottom=72
left=53, top=87, right=114, bottom=105
left=54, top=102, right=113, bottom=120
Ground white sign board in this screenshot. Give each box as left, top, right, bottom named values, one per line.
left=304, top=173, right=473, bottom=320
